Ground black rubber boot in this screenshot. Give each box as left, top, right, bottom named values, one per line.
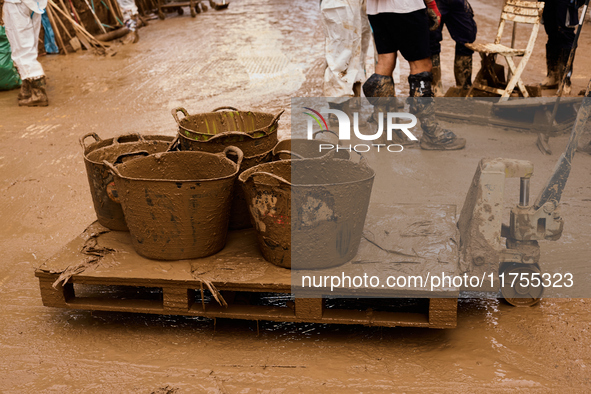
left=408, top=72, right=466, bottom=150
left=453, top=54, right=473, bottom=90
left=541, top=44, right=560, bottom=89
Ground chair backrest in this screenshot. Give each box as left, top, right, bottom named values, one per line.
left=494, top=0, right=545, bottom=44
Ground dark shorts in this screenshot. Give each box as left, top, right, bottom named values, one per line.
left=368, top=9, right=431, bottom=62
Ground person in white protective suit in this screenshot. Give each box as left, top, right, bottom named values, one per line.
left=3, top=0, right=48, bottom=106
left=117, top=0, right=140, bottom=44
left=321, top=0, right=371, bottom=122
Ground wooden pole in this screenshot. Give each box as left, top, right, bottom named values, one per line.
left=83, top=0, right=108, bottom=34
left=46, top=6, right=68, bottom=55
left=67, top=0, right=83, bottom=26
left=49, top=3, right=74, bottom=40
left=101, top=0, right=123, bottom=26
left=48, top=0, right=108, bottom=49
left=109, top=0, right=124, bottom=22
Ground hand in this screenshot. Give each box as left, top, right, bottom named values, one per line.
left=424, top=0, right=441, bottom=31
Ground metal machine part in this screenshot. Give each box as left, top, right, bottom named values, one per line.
left=458, top=81, right=591, bottom=306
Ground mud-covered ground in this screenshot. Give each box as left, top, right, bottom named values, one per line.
left=1, top=0, right=591, bottom=392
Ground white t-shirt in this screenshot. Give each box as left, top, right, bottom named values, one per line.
left=366, top=0, right=425, bottom=15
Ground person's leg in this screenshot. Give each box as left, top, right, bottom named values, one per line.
left=118, top=0, right=140, bottom=43
left=409, top=57, right=432, bottom=74
left=554, top=0, right=576, bottom=94
left=357, top=0, right=372, bottom=98
left=441, top=0, right=477, bottom=89
left=399, top=9, right=465, bottom=150
left=322, top=0, right=360, bottom=98
left=542, top=0, right=561, bottom=89
left=363, top=52, right=396, bottom=134
left=323, top=0, right=369, bottom=125
left=375, top=53, right=396, bottom=76
left=429, top=0, right=445, bottom=96
left=3, top=3, right=47, bottom=106
left=430, top=28, right=444, bottom=96
left=362, top=12, right=398, bottom=141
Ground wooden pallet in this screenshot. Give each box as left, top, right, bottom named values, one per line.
left=36, top=205, right=459, bottom=329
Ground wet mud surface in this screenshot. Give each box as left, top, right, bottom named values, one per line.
left=1, top=0, right=591, bottom=391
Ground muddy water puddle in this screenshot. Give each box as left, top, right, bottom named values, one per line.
left=2, top=292, right=588, bottom=392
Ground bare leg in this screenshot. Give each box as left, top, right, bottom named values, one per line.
left=375, top=53, right=396, bottom=76
left=408, top=57, right=432, bottom=74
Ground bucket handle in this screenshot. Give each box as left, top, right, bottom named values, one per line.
left=275, top=150, right=306, bottom=160
left=213, top=106, right=239, bottom=112
left=102, top=151, right=150, bottom=178
left=114, top=150, right=150, bottom=165
left=312, top=129, right=339, bottom=141
left=223, top=146, right=244, bottom=169
left=203, top=130, right=256, bottom=143
left=103, top=160, right=121, bottom=178
left=242, top=171, right=292, bottom=186
left=79, top=132, right=101, bottom=150
left=166, top=135, right=181, bottom=152
left=171, top=107, right=190, bottom=125
left=270, top=109, right=285, bottom=125
left=114, top=132, right=145, bottom=145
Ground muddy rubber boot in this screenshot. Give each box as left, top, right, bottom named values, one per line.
left=453, top=54, right=472, bottom=90
left=362, top=74, right=413, bottom=145
left=121, top=14, right=139, bottom=44
left=363, top=73, right=395, bottom=122
left=362, top=74, right=396, bottom=143
left=408, top=72, right=466, bottom=150
left=541, top=44, right=560, bottom=89
left=17, top=79, right=31, bottom=101
left=18, top=77, right=48, bottom=107
left=431, top=53, right=444, bottom=97
left=557, top=47, right=572, bottom=95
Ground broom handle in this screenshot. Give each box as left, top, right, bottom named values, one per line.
left=49, top=3, right=73, bottom=40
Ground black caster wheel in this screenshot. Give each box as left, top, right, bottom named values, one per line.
left=500, top=263, right=543, bottom=307
left=177, top=6, right=184, bottom=15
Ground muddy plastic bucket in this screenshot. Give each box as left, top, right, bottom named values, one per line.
left=171, top=106, right=283, bottom=230
left=80, top=132, right=175, bottom=231
left=172, top=106, right=283, bottom=156
left=104, top=147, right=243, bottom=260
left=170, top=135, right=275, bottom=230
left=239, top=156, right=375, bottom=269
